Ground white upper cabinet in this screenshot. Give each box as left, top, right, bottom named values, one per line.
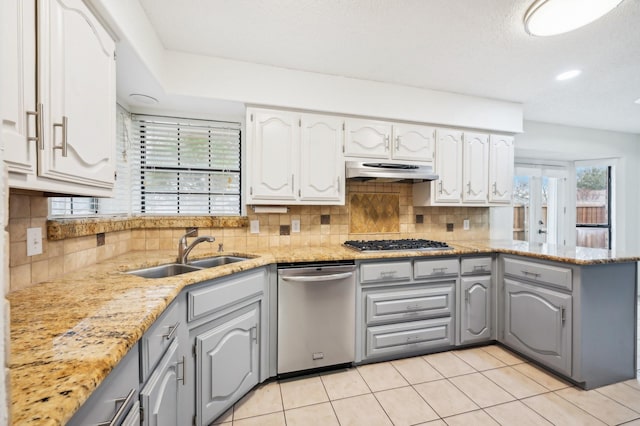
left=489, top=135, right=515, bottom=203
left=462, top=132, right=489, bottom=203
left=345, top=118, right=434, bottom=164
left=2, top=0, right=116, bottom=197
left=246, top=108, right=344, bottom=205
left=433, top=128, right=463, bottom=203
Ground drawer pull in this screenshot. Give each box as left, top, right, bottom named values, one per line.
left=177, top=356, right=186, bottom=385
left=380, top=271, right=396, bottom=279
left=432, top=267, right=448, bottom=274
left=405, top=304, right=422, bottom=311
left=464, top=289, right=470, bottom=303
left=406, top=335, right=420, bottom=343
left=163, top=322, right=180, bottom=340
left=472, top=265, right=487, bottom=272
left=560, top=306, right=566, bottom=324
left=97, top=388, right=136, bottom=426
left=521, top=270, right=541, bottom=278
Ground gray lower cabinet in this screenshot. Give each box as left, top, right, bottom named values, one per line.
left=459, top=275, right=492, bottom=344
left=195, top=303, right=260, bottom=425
left=140, top=339, right=183, bottom=426
left=503, top=278, right=572, bottom=376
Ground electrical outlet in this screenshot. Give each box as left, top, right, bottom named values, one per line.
left=27, top=227, right=43, bottom=256
left=463, top=219, right=470, bottom=230
left=291, top=219, right=300, bottom=233
left=250, top=220, right=260, bottom=234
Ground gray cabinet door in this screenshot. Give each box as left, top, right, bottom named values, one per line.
left=504, top=279, right=572, bottom=376
left=140, top=339, right=182, bottom=426
left=460, top=276, right=491, bottom=344
left=196, top=304, right=260, bottom=426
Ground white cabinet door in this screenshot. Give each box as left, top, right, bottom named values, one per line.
left=489, top=135, right=514, bottom=203
left=196, top=305, right=259, bottom=426
left=37, top=0, right=116, bottom=188
left=460, top=276, right=491, bottom=344
left=140, top=339, right=182, bottom=426
left=392, top=124, right=435, bottom=163
left=299, top=114, right=344, bottom=203
left=247, top=110, right=298, bottom=202
left=434, top=128, right=463, bottom=203
left=462, top=132, right=489, bottom=203
left=504, top=279, right=572, bottom=376
left=344, top=118, right=392, bottom=159
left=2, top=0, right=37, bottom=175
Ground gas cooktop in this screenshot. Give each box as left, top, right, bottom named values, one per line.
left=343, top=239, right=453, bottom=252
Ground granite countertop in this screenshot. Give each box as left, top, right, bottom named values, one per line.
left=8, top=241, right=640, bottom=425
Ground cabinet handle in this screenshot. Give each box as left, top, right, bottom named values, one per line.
left=250, top=326, right=258, bottom=342
left=465, top=289, right=470, bottom=303
left=52, top=116, right=68, bottom=157
left=521, top=270, right=541, bottom=278
left=492, top=182, right=498, bottom=195
left=26, top=103, right=44, bottom=150
left=405, top=304, right=422, bottom=311
left=177, top=356, right=186, bottom=385
left=438, top=181, right=443, bottom=194
left=467, top=182, right=471, bottom=195
left=380, top=271, right=396, bottom=279
left=406, top=336, right=420, bottom=343
left=291, top=174, right=294, bottom=194
left=395, top=136, right=401, bottom=151
left=432, top=267, right=448, bottom=274
left=337, top=177, right=340, bottom=194
left=163, top=321, right=180, bottom=340
left=96, top=388, right=136, bottom=426
left=560, top=306, right=566, bottom=324
left=385, top=135, right=390, bottom=151
left=472, top=265, right=487, bottom=272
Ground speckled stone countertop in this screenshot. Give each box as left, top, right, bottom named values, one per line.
left=8, top=241, right=639, bottom=425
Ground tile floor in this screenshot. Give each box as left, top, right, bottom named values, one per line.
left=213, top=344, right=640, bottom=426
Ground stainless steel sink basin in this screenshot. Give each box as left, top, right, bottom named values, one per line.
left=127, top=263, right=202, bottom=279
left=188, top=256, right=249, bottom=269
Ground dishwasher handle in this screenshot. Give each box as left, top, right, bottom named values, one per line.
left=280, top=272, right=354, bottom=282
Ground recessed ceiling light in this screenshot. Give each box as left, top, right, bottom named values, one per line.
left=129, top=93, right=159, bottom=105
left=524, top=0, right=625, bottom=36
left=635, top=98, right=640, bottom=104
left=556, top=69, right=582, bottom=81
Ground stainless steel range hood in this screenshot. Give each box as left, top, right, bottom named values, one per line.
left=345, top=161, right=439, bottom=182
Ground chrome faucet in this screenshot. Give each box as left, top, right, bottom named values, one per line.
left=178, top=229, right=215, bottom=264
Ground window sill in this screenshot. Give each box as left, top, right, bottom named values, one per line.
left=47, top=216, right=249, bottom=241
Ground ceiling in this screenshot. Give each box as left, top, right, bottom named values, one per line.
left=132, top=0, right=640, bottom=134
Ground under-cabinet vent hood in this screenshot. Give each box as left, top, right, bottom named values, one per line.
left=345, top=161, right=439, bottom=182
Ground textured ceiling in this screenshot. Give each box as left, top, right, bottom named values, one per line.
left=136, top=0, right=640, bottom=133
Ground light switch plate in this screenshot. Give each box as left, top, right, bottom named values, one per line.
left=291, top=219, right=300, bottom=233
left=250, top=220, right=260, bottom=234
left=463, top=219, right=470, bottom=230
left=27, top=227, right=43, bottom=256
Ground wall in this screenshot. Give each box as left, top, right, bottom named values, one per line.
left=8, top=182, right=489, bottom=291
left=502, top=120, right=640, bottom=251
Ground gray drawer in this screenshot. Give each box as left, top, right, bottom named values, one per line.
left=188, top=269, right=265, bottom=322
left=365, top=317, right=453, bottom=358
left=414, top=258, right=459, bottom=279
left=503, top=257, right=572, bottom=290
left=140, top=300, right=180, bottom=381
left=365, top=284, right=454, bottom=326
left=360, top=261, right=412, bottom=284
left=461, top=257, right=492, bottom=275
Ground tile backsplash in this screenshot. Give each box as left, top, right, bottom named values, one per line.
left=8, top=182, right=489, bottom=291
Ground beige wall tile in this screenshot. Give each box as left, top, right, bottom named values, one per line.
left=8, top=218, right=29, bottom=242
left=9, top=194, right=30, bottom=219
left=30, top=260, right=49, bottom=285
left=9, top=242, right=28, bottom=267
left=10, top=264, right=31, bottom=291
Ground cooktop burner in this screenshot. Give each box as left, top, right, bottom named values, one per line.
left=343, top=239, right=453, bottom=252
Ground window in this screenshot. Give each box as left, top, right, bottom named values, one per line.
left=576, top=165, right=611, bottom=249
left=49, top=109, right=242, bottom=217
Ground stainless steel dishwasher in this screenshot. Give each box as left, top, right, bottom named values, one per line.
left=277, top=261, right=356, bottom=375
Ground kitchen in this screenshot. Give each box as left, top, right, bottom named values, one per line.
left=2, top=1, right=640, bottom=425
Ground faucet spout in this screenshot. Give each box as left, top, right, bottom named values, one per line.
left=177, top=231, right=215, bottom=264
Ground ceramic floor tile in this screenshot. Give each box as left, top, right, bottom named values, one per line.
left=357, top=362, right=409, bottom=392
left=331, top=393, right=393, bottom=426
left=320, top=368, right=371, bottom=400
left=232, top=412, right=286, bottom=426
left=284, top=402, right=340, bottom=426
left=522, top=392, right=607, bottom=426
left=414, top=379, right=479, bottom=418
left=556, top=386, right=639, bottom=425
left=623, top=377, right=640, bottom=391
left=597, top=382, right=640, bottom=412
left=415, top=420, right=447, bottom=426
left=453, top=347, right=507, bottom=371
left=512, top=362, right=571, bottom=391
left=211, top=407, right=233, bottom=424
left=279, top=375, right=329, bottom=409
left=480, top=345, right=526, bottom=366
left=423, top=351, right=476, bottom=378
left=449, top=372, right=515, bottom=408
left=374, top=386, right=439, bottom=425
left=442, top=409, right=499, bottom=426
left=484, top=400, right=553, bottom=426
left=619, top=420, right=640, bottom=426
left=233, top=381, right=283, bottom=420
left=482, top=366, right=548, bottom=399
left=391, top=356, right=444, bottom=384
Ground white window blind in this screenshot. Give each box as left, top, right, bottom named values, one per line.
left=130, top=114, right=241, bottom=215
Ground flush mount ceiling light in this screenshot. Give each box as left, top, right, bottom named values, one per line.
left=128, top=93, right=159, bottom=105
left=556, top=69, right=582, bottom=80
left=635, top=98, right=640, bottom=104
left=524, top=0, right=625, bottom=36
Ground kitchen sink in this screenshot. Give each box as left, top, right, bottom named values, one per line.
left=188, top=256, right=249, bottom=269
left=127, top=263, right=202, bottom=279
